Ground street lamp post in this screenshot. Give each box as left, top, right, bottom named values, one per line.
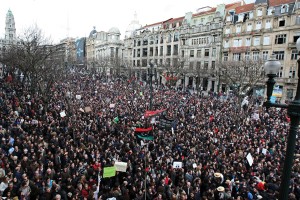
left=147, top=60, right=157, bottom=110
left=263, top=37, right=300, bottom=200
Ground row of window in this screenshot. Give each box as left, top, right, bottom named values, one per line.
left=134, top=33, right=180, bottom=47
left=189, top=60, right=216, bottom=71
left=226, top=35, right=299, bottom=47
left=224, top=50, right=298, bottom=62
left=190, top=48, right=216, bottom=58
left=224, top=51, right=297, bottom=79
left=133, top=45, right=179, bottom=57
left=225, top=17, right=289, bottom=34
left=191, top=37, right=210, bottom=45
left=227, top=4, right=292, bottom=23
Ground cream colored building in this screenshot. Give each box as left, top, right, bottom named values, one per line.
left=223, top=0, right=300, bottom=101
left=0, top=9, right=17, bottom=78
left=59, top=37, right=77, bottom=67
left=125, top=17, right=183, bottom=84
left=86, top=27, right=124, bottom=75
left=180, top=1, right=242, bottom=91
left=123, top=2, right=243, bottom=89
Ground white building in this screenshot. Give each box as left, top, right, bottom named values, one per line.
left=0, top=9, right=17, bottom=78
left=86, top=27, right=124, bottom=75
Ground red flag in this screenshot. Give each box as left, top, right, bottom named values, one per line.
left=144, top=109, right=166, bottom=118
left=135, top=127, right=153, bottom=132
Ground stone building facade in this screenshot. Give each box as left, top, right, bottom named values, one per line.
left=223, top=0, right=300, bottom=101
left=86, top=27, right=124, bottom=75
left=123, top=2, right=242, bottom=90
left=0, top=9, right=17, bottom=78
left=180, top=2, right=242, bottom=91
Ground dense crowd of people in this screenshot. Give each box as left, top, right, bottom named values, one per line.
left=0, top=70, right=299, bottom=200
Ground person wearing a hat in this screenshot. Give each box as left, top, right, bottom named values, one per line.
left=215, top=186, right=230, bottom=200
left=214, top=172, right=224, bottom=184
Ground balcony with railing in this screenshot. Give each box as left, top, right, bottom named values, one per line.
left=180, top=23, right=223, bottom=35
left=229, top=46, right=251, bottom=53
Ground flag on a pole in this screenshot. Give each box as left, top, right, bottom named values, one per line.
left=144, top=109, right=166, bottom=118
left=113, top=117, right=119, bottom=124
left=135, top=127, right=153, bottom=132
left=103, top=166, right=116, bottom=178
left=137, top=135, right=154, bottom=140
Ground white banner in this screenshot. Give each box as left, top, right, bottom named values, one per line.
left=114, top=161, right=127, bottom=172
left=173, top=161, right=183, bottom=169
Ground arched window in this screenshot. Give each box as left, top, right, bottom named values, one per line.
left=281, top=4, right=289, bottom=13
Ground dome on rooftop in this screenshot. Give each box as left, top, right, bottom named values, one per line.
left=125, top=12, right=142, bottom=38
left=108, top=27, right=120, bottom=34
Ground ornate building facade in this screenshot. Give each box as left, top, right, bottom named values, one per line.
left=86, top=27, right=124, bottom=75
left=123, top=2, right=242, bottom=90
left=180, top=2, right=242, bottom=91
left=223, top=0, right=300, bottom=101
left=0, top=9, right=17, bottom=78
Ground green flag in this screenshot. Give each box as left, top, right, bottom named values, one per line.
left=103, top=166, right=116, bottom=178
left=137, top=134, right=154, bottom=141
left=113, top=116, right=119, bottom=124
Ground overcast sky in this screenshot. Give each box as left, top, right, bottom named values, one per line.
left=0, top=0, right=254, bottom=43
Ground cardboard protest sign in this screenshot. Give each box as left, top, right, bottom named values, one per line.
left=150, top=117, right=156, bottom=124
left=103, top=166, right=116, bottom=178
left=246, top=153, right=254, bottom=166
left=109, top=104, right=115, bottom=108
left=76, top=95, right=81, bottom=100
left=84, top=107, right=92, bottom=113
left=114, top=162, right=127, bottom=172
left=262, top=148, right=267, bottom=155
left=173, top=161, right=183, bottom=169
left=252, top=113, right=259, bottom=120
left=193, top=163, right=197, bottom=168
left=60, top=111, right=66, bottom=118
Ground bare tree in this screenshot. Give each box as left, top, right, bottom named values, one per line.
left=219, top=58, right=265, bottom=107
left=95, top=56, right=110, bottom=78
left=160, top=57, right=187, bottom=87
left=0, top=25, right=67, bottom=107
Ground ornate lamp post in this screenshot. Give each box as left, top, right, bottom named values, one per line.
left=263, top=37, right=300, bottom=200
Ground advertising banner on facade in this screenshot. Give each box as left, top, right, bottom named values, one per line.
left=272, top=85, right=283, bottom=98
left=75, top=38, right=86, bottom=64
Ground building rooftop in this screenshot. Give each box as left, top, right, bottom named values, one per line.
left=269, top=0, right=296, bottom=7
left=235, top=3, right=255, bottom=14
left=255, top=0, right=268, bottom=4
